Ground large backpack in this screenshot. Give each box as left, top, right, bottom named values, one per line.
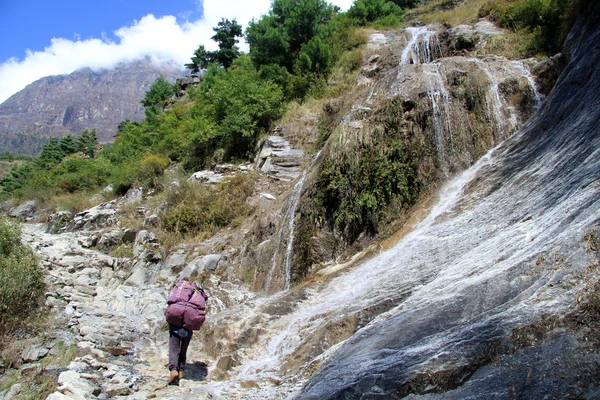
left=165, top=280, right=208, bottom=331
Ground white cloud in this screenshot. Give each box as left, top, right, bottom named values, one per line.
left=0, top=0, right=354, bottom=104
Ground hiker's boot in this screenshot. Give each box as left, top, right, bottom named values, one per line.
left=168, top=370, right=179, bottom=385
left=178, top=370, right=184, bottom=380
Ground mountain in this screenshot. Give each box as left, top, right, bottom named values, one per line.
left=0, top=59, right=185, bottom=155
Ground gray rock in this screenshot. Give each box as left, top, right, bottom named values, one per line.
left=103, top=383, right=130, bottom=397
left=47, top=211, right=73, bottom=234
left=143, top=214, right=159, bottom=228
left=3, top=384, right=22, bottom=400
left=68, top=361, right=89, bottom=373
left=255, top=136, right=304, bottom=181
left=20, top=363, right=42, bottom=377
left=57, top=370, right=101, bottom=398
left=97, top=229, right=122, bottom=248
left=188, top=170, right=225, bottom=184
left=164, top=249, right=188, bottom=274
left=72, top=202, right=118, bottom=231
left=121, top=229, right=138, bottom=243
left=123, top=187, right=143, bottom=203
left=22, top=344, right=49, bottom=362
left=7, top=200, right=36, bottom=220
left=179, top=254, right=222, bottom=280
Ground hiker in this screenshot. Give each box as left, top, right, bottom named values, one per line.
left=168, top=324, right=193, bottom=384
left=165, top=280, right=208, bottom=385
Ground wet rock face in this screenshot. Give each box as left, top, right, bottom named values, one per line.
left=298, top=4, right=600, bottom=399
left=293, top=21, right=543, bottom=283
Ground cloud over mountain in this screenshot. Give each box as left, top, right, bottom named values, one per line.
left=0, top=0, right=353, bottom=104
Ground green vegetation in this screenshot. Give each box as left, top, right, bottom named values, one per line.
left=141, top=76, right=177, bottom=119
left=186, top=18, right=243, bottom=72
left=479, top=0, right=582, bottom=55
left=0, top=217, right=45, bottom=335
left=347, top=0, right=406, bottom=26
left=161, top=173, right=256, bottom=237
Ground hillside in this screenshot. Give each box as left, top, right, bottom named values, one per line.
left=1, top=0, right=599, bottom=399
left=0, top=59, right=184, bottom=155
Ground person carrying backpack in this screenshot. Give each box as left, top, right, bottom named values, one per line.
left=164, top=280, right=208, bottom=385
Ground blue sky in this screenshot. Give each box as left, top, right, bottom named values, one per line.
left=0, top=0, right=203, bottom=63
left=0, top=0, right=354, bottom=103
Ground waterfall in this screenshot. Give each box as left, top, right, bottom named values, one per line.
left=401, top=26, right=439, bottom=65
left=468, top=58, right=507, bottom=140
left=235, top=146, right=499, bottom=384
left=401, top=26, right=453, bottom=163
left=265, top=150, right=322, bottom=292
left=424, top=66, right=453, bottom=166
left=511, top=60, right=544, bottom=107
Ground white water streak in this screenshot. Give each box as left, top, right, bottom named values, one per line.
left=512, top=60, right=544, bottom=107
left=401, top=27, right=439, bottom=65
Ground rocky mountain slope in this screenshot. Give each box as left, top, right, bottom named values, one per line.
left=1, top=2, right=600, bottom=400
left=0, top=59, right=184, bottom=155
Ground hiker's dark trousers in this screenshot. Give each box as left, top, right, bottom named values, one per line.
left=168, top=329, right=193, bottom=371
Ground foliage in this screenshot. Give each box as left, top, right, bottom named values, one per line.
left=136, top=153, right=170, bottom=188
left=480, top=0, right=578, bottom=55
left=186, top=18, right=243, bottom=72
left=161, top=174, right=255, bottom=237
left=204, top=57, right=285, bottom=159
left=77, top=129, right=98, bottom=157
left=347, top=0, right=405, bottom=26
left=141, top=76, right=176, bottom=119
left=315, top=136, right=421, bottom=242
left=0, top=152, right=32, bottom=162
left=246, top=0, right=337, bottom=75
left=0, top=217, right=44, bottom=334
left=391, top=0, right=422, bottom=8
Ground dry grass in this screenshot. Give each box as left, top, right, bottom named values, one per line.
left=406, top=0, right=490, bottom=25
left=48, top=191, right=107, bottom=214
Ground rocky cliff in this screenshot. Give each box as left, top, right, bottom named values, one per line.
left=0, top=59, right=184, bottom=155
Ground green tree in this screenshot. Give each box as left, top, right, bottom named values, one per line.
left=77, top=129, right=98, bottom=157
left=59, top=134, right=77, bottom=155
left=211, top=18, right=243, bottom=69
left=186, top=18, right=243, bottom=72
left=141, top=76, right=176, bottom=118
left=185, top=45, right=213, bottom=74
left=390, top=0, right=421, bottom=8
left=246, top=0, right=337, bottom=73
left=37, top=137, right=65, bottom=168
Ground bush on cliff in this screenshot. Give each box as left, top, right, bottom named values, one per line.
left=0, top=217, right=44, bottom=334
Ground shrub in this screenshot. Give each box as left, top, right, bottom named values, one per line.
left=480, top=0, right=579, bottom=55
left=136, top=153, right=170, bottom=188
left=0, top=217, right=44, bottom=334
left=161, top=174, right=255, bottom=237
left=347, top=0, right=405, bottom=26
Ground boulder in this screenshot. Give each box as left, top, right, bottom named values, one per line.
left=189, top=170, right=225, bottom=184
left=19, top=363, right=42, bottom=377
left=7, top=200, right=36, bottom=221
left=22, top=344, right=49, bottom=362
left=178, top=254, right=222, bottom=280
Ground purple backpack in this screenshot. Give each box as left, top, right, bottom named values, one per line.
left=165, top=280, right=208, bottom=331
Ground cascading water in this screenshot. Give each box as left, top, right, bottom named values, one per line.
left=512, top=60, right=545, bottom=106
left=265, top=150, right=322, bottom=292
left=468, top=57, right=507, bottom=140
left=401, top=26, right=454, bottom=164
left=401, top=26, right=440, bottom=65
left=424, top=66, right=453, bottom=166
